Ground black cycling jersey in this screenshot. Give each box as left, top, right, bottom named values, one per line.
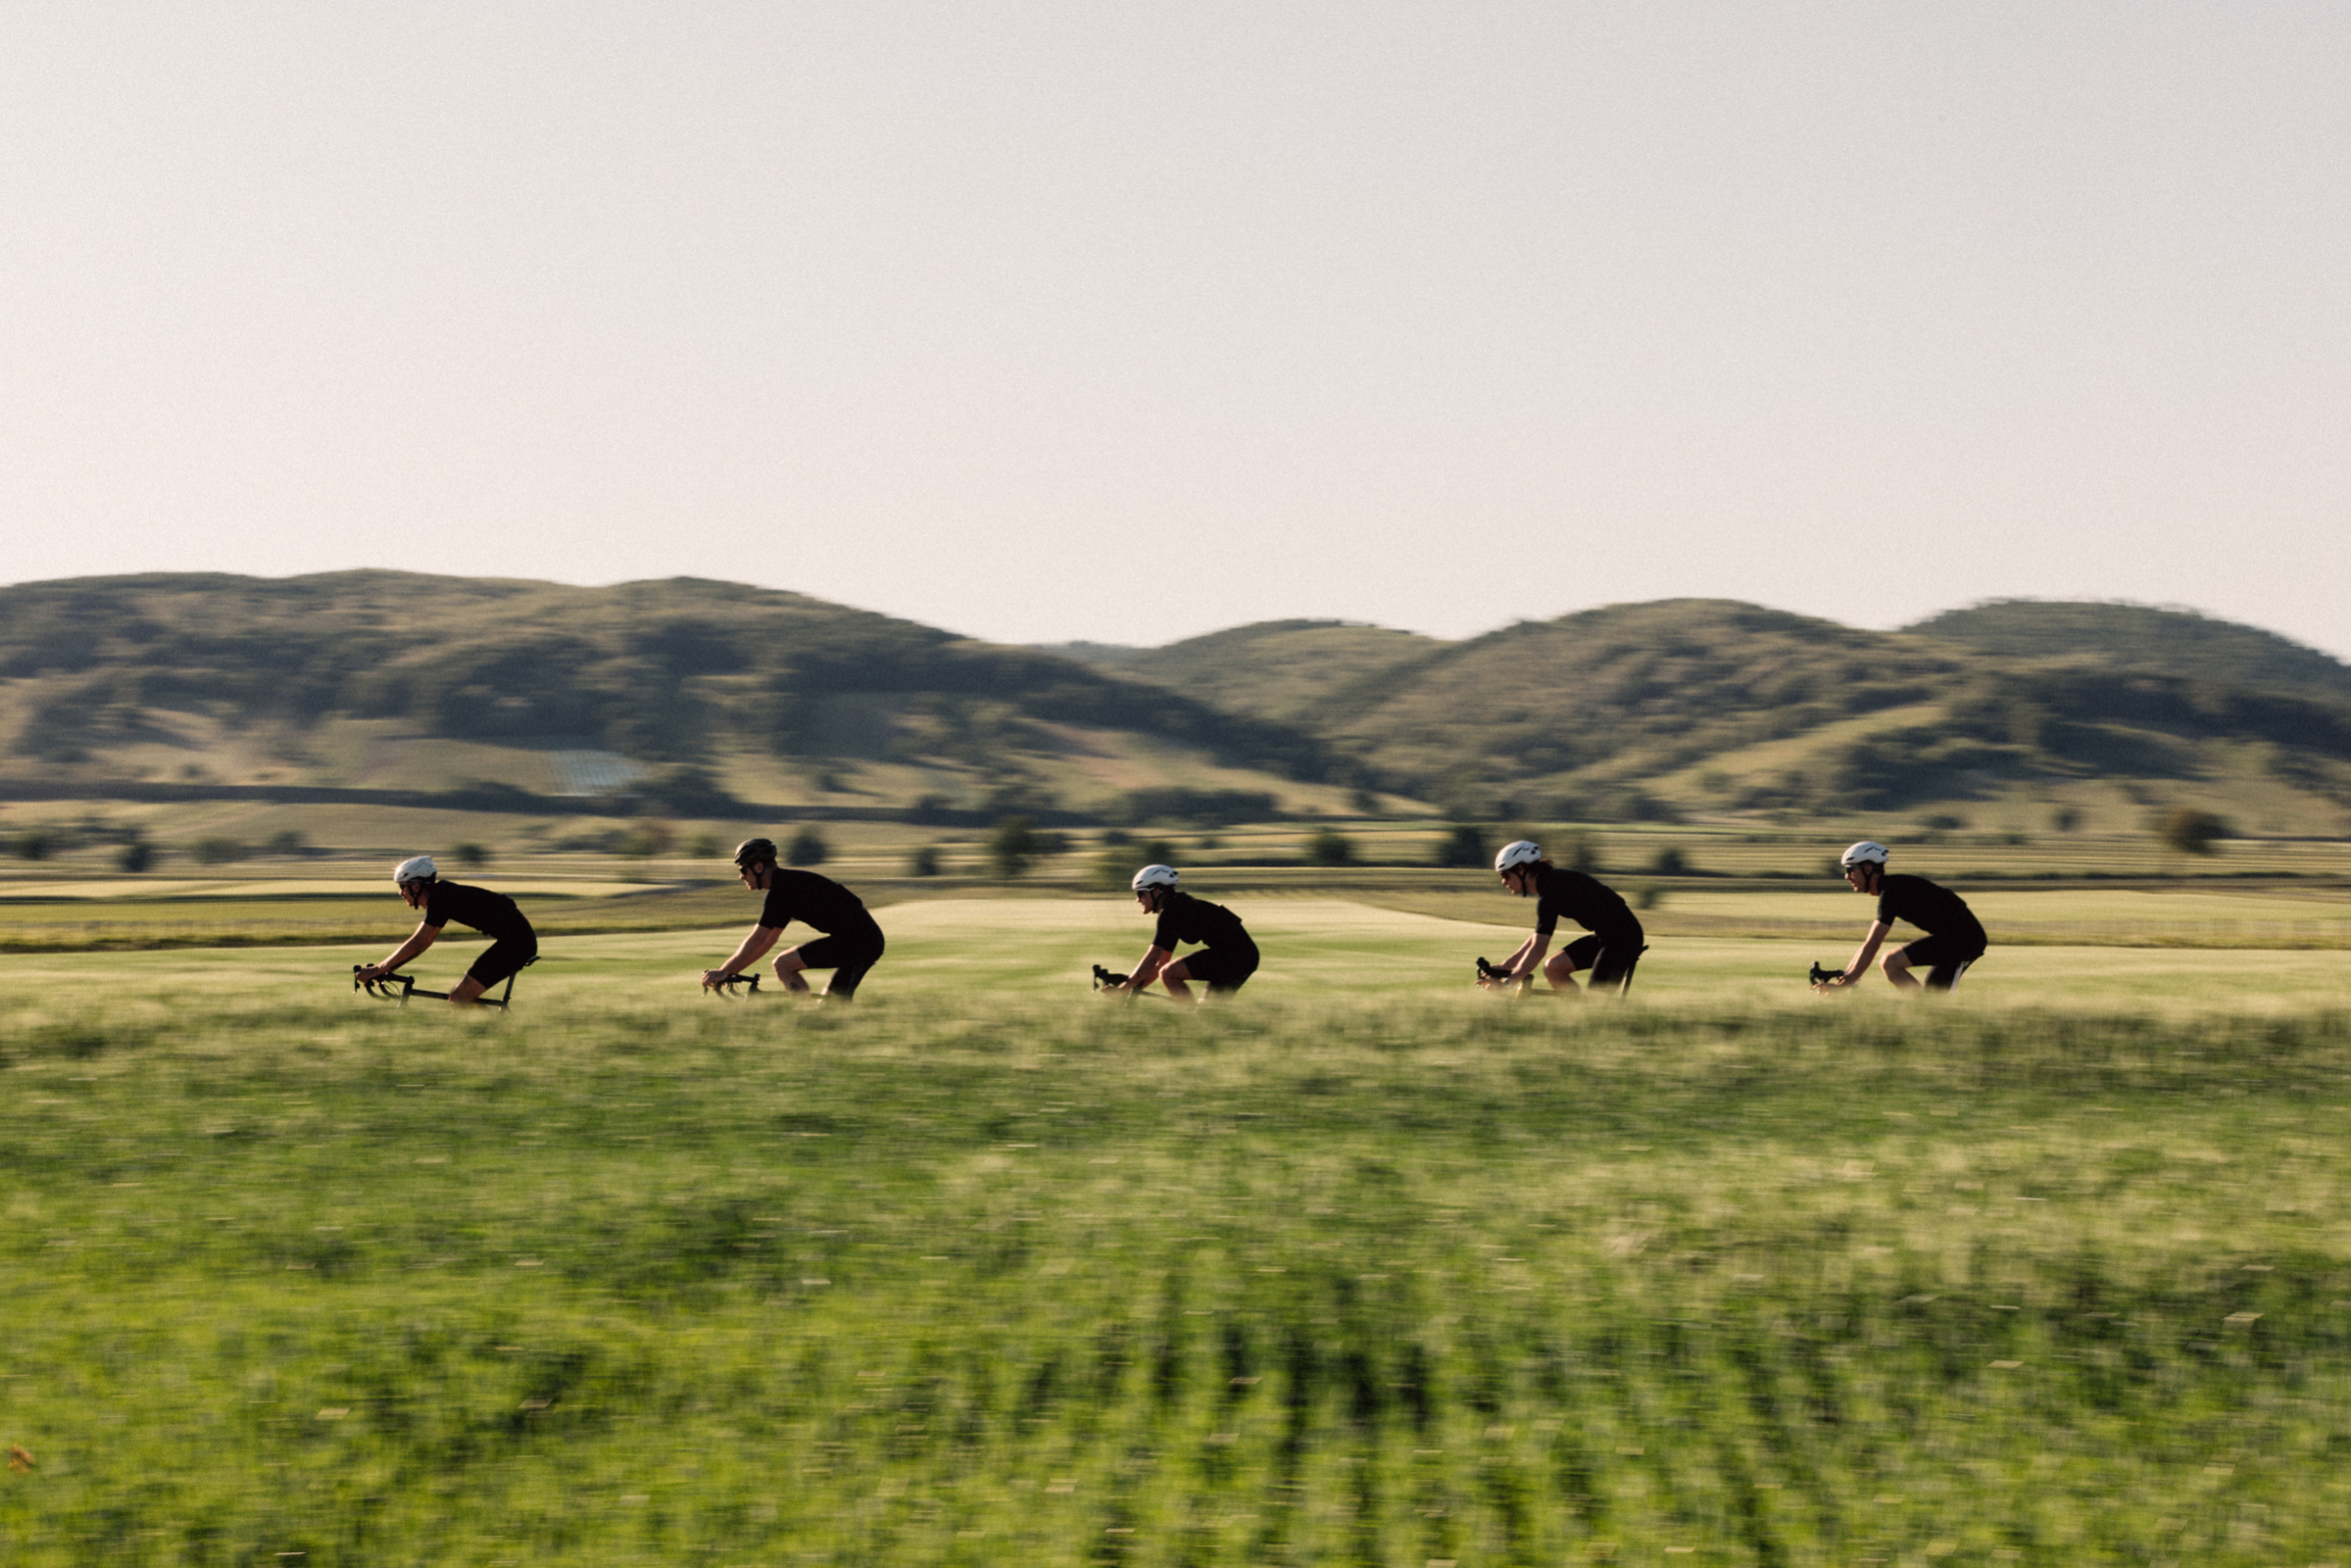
left=422, top=880, right=532, bottom=942
left=1534, top=866, right=1640, bottom=939
left=1152, top=889, right=1248, bottom=953
left=759, top=868, right=872, bottom=936
left=1875, top=873, right=1985, bottom=951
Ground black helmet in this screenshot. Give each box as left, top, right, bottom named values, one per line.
left=733, top=837, right=779, bottom=868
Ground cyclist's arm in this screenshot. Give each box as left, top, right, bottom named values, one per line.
left=1504, top=932, right=1548, bottom=980
left=1119, top=945, right=1174, bottom=994
left=706, top=924, right=782, bottom=986
left=1829, top=921, right=1892, bottom=987
left=364, top=921, right=438, bottom=979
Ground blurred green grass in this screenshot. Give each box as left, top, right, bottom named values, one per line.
left=7, top=956, right=2351, bottom=1561
left=4, top=893, right=2351, bottom=1560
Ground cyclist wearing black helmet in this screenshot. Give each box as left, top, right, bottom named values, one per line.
left=1814, top=840, right=1986, bottom=993
left=1105, top=863, right=1258, bottom=1001
left=702, top=838, right=886, bottom=1001
left=355, top=855, right=538, bottom=1007
left=1488, top=839, right=1645, bottom=995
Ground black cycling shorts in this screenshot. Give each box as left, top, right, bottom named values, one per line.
left=1901, top=934, right=1984, bottom=992
left=466, top=934, right=539, bottom=990
left=1176, top=938, right=1259, bottom=995
left=1563, top=928, right=1646, bottom=993
left=796, top=922, right=886, bottom=1000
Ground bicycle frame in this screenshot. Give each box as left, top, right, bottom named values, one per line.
left=353, top=964, right=523, bottom=1010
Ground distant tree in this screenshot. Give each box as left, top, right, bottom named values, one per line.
left=907, top=845, right=944, bottom=878
left=622, top=821, right=676, bottom=858
left=688, top=831, right=723, bottom=858
left=1433, top=824, right=1487, bottom=869
left=191, top=836, right=246, bottom=865
left=264, top=829, right=309, bottom=858
left=2160, top=808, right=2229, bottom=856
left=10, top=830, right=54, bottom=861
left=452, top=841, right=488, bottom=867
left=988, top=817, right=1039, bottom=879
left=1306, top=827, right=1356, bottom=867
left=117, top=840, right=156, bottom=873
left=1560, top=832, right=1605, bottom=874
left=1647, top=846, right=1690, bottom=877
left=785, top=826, right=831, bottom=867
left=2050, top=807, right=2082, bottom=833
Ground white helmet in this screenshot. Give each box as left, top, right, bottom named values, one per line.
left=393, top=855, right=438, bottom=886
left=1839, top=840, right=1888, bottom=870
left=1494, top=840, right=1543, bottom=874
left=1130, top=863, right=1179, bottom=893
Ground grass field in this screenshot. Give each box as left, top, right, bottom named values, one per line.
left=8, top=898, right=2351, bottom=1563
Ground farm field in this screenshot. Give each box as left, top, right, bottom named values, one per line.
left=6, top=897, right=2351, bottom=1563
left=8, top=847, right=2351, bottom=955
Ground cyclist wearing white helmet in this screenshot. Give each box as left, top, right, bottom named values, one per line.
left=1104, top=863, right=1258, bottom=1001
left=703, top=837, right=886, bottom=1000
left=355, top=854, right=538, bottom=1006
left=1814, top=841, right=1986, bottom=994
left=1489, top=840, right=1646, bottom=996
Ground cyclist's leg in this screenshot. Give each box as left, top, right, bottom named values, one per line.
left=1589, top=941, right=1644, bottom=996
left=770, top=943, right=816, bottom=993
left=1922, top=953, right=1981, bottom=993
left=1543, top=935, right=1603, bottom=993
left=1891, top=935, right=1969, bottom=992
left=1185, top=943, right=1258, bottom=999
left=819, top=930, right=885, bottom=1001
left=456, top=936, right=534, bottom=1006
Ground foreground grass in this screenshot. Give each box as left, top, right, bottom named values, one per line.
left=7, top=990, right=2351, bottom=1564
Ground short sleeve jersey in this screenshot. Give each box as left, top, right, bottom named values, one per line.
left=1875, top=874, right=1986, bottom=949
left=1152, top=890, right=1248, bottom=953
left=422, top=880, right=532, bottom=942
left=758, top=868, right=869, bottom=936
left=1534, top=866, right=1639, bottom=939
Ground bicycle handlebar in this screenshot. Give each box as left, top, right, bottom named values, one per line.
left=1476, top=956, right=1525, bottom=986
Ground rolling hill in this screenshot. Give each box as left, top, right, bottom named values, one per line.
left=0, top=572, right=1348, bottom=822
left=4, top=575, right=2349, bottom=833
left=1907, top=600, right=2351, bottom=703
left=1057, top=599, right=2351, bottom=828
left=1044, top=619, right=1445, bottom=726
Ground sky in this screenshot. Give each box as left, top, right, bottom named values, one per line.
left=2, top=2, right=2345, bottom=656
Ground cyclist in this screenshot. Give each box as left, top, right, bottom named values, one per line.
left=1487, top=839, right=1646, bottom=995
left=703, top=837, right=886, bottom=1001
left=1104, top=864, right=1258, bottom=1001
left=356, top=855, right=538, bottom=1006
left=1813, top=840, right=1986, bottom=993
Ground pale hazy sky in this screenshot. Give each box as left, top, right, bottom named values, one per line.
left=3, top=3, right=2345, bottom=655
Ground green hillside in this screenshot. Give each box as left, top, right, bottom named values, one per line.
left=0, top=572, right=1347, bottom=821
left=1092, top=599, right=2351, bottom=829
left=1049, top=619, right=1445, bottom=725
left=7, top=576, right=2351, bottom=835
left=1910, top=600, right=2351, bottom=702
